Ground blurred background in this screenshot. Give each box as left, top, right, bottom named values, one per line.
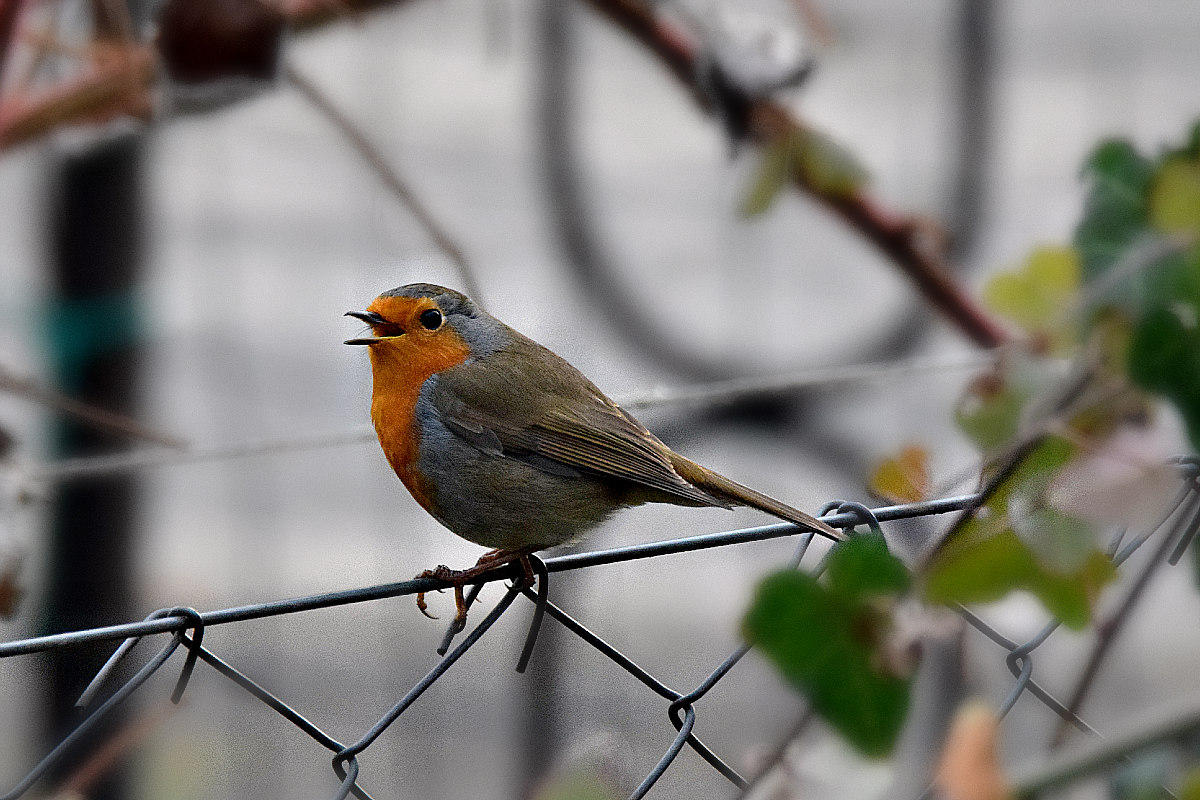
left=1, top=1, right=1200, bottom=798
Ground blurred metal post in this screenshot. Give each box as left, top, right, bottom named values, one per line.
left=40, top=130, right=145, bottom=799
left=948, top=0, right=995, bottom=265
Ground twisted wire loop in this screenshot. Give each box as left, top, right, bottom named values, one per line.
left=75, top=607, right=202, bottom=709
left=958, top=478, right=1200, bottom=735
left=820, top=500, right=885, bottom=538
left=1, top=478, right=1198, bottom=800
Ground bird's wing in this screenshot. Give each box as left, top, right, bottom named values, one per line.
left=429, top=333, right=725, bottom=507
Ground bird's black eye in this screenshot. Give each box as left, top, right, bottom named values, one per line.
left=419, top=308, right=443, bottom=330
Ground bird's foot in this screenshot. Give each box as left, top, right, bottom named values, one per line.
left=414, top=548, right=538, bottom=630
left=415, top=564, right=464, bottom=624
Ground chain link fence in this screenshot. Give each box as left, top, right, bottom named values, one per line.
left=3, top=466, right=1199, bottom=800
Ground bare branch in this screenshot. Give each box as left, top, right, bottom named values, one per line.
left=0, top=0, right=25, bottom=96
left=0, top=43, right=154, bottom=150
left=0, top=363, right=187, bottom=448
left=0, top=0, right=413, bottom=153
left=284, top=63, right=482, bottom=300
left=581, top=0, right=1009, bottom=349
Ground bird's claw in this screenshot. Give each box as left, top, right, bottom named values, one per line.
left=415, top=565, right=455, bottom=620
left=415, top=592, right=438, bottom=620
left=413, top=551, right=535, bottom=633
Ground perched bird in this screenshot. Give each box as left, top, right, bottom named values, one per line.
left=346, top=283, right=840, bottom=626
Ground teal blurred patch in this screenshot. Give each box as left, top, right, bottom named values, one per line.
left=42, top=290, right=144, bottom=392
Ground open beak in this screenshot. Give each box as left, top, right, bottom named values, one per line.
left=344, top=310, right=386, bottom=345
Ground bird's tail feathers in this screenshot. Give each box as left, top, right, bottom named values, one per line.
left=668, top=455, right=844, bottom=542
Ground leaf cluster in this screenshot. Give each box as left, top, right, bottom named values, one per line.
left=743, top=119, right=1200, bottom=762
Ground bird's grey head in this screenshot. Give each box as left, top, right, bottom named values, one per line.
left=379, top=283, right=507, bottom=358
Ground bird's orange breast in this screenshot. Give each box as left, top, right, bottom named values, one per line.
left=367, top=322, right=471, bottom=514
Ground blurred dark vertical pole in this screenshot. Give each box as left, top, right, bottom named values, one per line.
left=39, top=49, right=146, bottom=795
left=948, top=0, right=995, bottom=265
left=41, top=131, right=145, bottom=800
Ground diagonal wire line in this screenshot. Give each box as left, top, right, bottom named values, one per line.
left=188, top=642, right=377, bottom=800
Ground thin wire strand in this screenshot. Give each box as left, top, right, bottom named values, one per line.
left=0, top=494, right=980, bottom=659
left=25, top=354, right=994, bottom=483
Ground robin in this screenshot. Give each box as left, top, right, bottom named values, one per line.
left=346, top=283, right=841, bottom=628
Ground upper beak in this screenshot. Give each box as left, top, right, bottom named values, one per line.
left=345, top=310, right=385, bottom=324
left=344, top=310, right=386, bottom=345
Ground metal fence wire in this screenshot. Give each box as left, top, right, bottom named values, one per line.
left=2, top=465, right=1199, bottom=800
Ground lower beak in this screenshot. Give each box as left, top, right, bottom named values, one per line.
left=344, top=337, right=379, bottom=346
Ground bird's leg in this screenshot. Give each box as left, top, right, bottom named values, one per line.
left=415, top=547, right=538, bottom=629
left=513, top=553, right=535, bottom=590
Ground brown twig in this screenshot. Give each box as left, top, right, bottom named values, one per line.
left=284, top=63, right=482, bottom=300
left=0, top=42, right=154, bottom=150
left=0, top=0, right=409, bottom=153
left=0, top=0, right=1005, bottom=350
left=0, top=0, right=1019, bottom=347
left=0, top=363, right=187, bottom=448
left=0, top=0, right=25, bottom=96
left=581, top=0, right=1009, bottom=349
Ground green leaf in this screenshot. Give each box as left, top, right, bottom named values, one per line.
left=793, top=126, right=869, bottom=197
left=924, top=438, right=1116, bottom=629
left=1163, top=121, right=1200, bottom=163
left=1009, top=503, right=1102, bottom=574
left=827, top=533, right=911, bottom=599
left=1073, top=139, right=1155, bottom=281
left=1139, top=246, right=1200, bottom=314
left=744, top=541, right=912, bottom=757
left=1129, top=304, right=1200, bottom=450
left=1073, top=129, right=1200, bottom=321
left=1002, top=436, right=1105, bottom=573
left=925, top=529, right=1115, bottom=629
left=956, top=353, right=1064, bottom=455
left=741, top=127, right=868, bottom=217
left=1150, top=156, right=1200, bottom=234
left=983, top=246, right=1081, bottom=349
left=741, top=137, right=792, bottom=217
left=956, top=374, right=1027, bottom=454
